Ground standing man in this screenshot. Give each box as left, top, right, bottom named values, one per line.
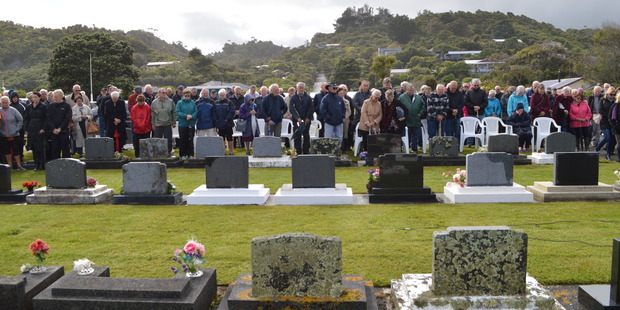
left=446, top=81, right=464, bottom=137
left=172, top=85, right=184, bottom=104
left=464, top=78, right=487, bottom=120
left=151, top=88, right=177, bottom=155
left=313, top=82, right=328, bottom=137
left=588, top=86, right=604, bottom=147
left=96, top=87, right=108, bottom=137
left=290, top=82, right=314, bottom=154
left=353, top=80, right=371, bottom=142
left=65, top=84, right=88, bottom=108
left=229, top=86, right=245, bottom=117
left=40, top=89, right=51, bottom=105
left=261, top=84, right=288, bottom=137
left=213, top=89, right=236, bottom=155
left=320, top=82, right=346, bottom=141
left=378, top=77, right=393, bottom=100
left=127, top=86, right=142, bottom=112
left=143, top=84, right=156, bottom=105
left=254, top=86, right=268, bottom=121
left=46, top=89, right=72, bottom=159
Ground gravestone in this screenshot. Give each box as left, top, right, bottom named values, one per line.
left=121, top=162, right=168, bottom=195
left=466, top=152, right=513, bottom=186
left=0, top=266, right=64, bottom=310
left=0, top=164, right=12, bottom=194
left=46, top=159, right=87, bottom=189
left=554, top=152, right=598, bottom=186
left=196, top=136, right=225, bottom=158
left=579, top=238, right=620, bottom=309
left=85, top=138, right=115, bottom=159
left=206, top=156, right=248, bottom=188
left=487, top=135, right=519, bottom=155
left=251, top=233, right=343, bottom=298
left=292, top=155, right=335, bottom=188
left=368, top=154, right=436, bottom=203
left=139, top=138, right=170, bottom=159
left=433, top=226, right=527, bottom=296
left=32, top=267, right=216, bottom=310
left=545, top=132, right=576, bottom=153
left=367, top=133, right=402, bottom=164
left=253, top=137, right=282, bottom=157
left=310, top=138, right=341, bottom=157
left=429, top=136, right=459, bottom=157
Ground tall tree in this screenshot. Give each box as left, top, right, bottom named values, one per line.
left=48, top=32, right=139, bottom=97
left=331, top=57, right=361, bottom=88
left=370, top=55, right=396, bottom=86
left=387, top=15, right=416, bottom=45
left=588, top=26, right=620, bottom=84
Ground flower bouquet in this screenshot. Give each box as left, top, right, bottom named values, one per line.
left=170, top=240, right=206, bottom=277
left=86, top=177, right=98, bottom=187
left=74, top=258, right=95, bottom=275
left=366, top=168, right=380, bottom=192
left=22, top=181, right=40, bottom=191
left=21, top=239, right=50, bottom=274
left=443, top=168, right=467, bottom=187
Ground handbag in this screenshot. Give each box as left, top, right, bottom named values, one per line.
left=87, top=120, right=100, bottom=134
left=236, top=118, right=248, bottom=132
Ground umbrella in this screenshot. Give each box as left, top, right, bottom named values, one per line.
left=291, top=122, right=307, bottom=140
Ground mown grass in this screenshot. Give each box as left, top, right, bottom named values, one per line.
left=0, top=157, right=618, bottom=287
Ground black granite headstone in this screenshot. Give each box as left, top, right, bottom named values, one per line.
left=613, top=238, right=619, bottom=303
left=466, top=153, right=513, bottom=187
left=0, top=164, right=11, bottom=194
left=0, top=266, right=64, bottom=310
left=545, top=132, right=576, bottom=154
left=45, top=159, right=87, bottom=189
left=554, top=152, right=598, bottom=186
left=369, top=154, right=436, bottom=203
left=378, top=153, right=423, bottom=188
left=292, top=155, right=335, bottom=188
left=487, top=135, right=519, bottom=155
left=85, top=138, right=115, bottom=159
left=367, top=133, right=402, bottom=159
left=205, top=156, right=249, bottom=188
left=578, top=239, right=620, bottom=309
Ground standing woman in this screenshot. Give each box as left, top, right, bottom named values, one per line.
left=569, top=89, right=592, bottom=151
left=0, top=96, right=24, bottom=169
left=551, top=87, right=572, bottom=132
left=104, top=91, right=127, bottom=153
left=595, top=87, right=617, bottom=160
left=239, top=97, right=260, bottom=155
left=529, top=84, right=551, bottom=120
left=71, top=96, right=93, bottom=157
left=130, top=95, right=152, bottom=158
left=358, top=89, right=383, bottom=152
left=610, top=93, right=620, bottom=162
left=176, top=88, right=197, bottom=159
left=24, top=92, right=48, bottom=170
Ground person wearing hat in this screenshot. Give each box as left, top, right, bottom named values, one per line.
left=172, top=85, right=184, bottom=104
left=506, top=102, right=532, bottom=152
left=127, top=86, right=142, bottom=112
left=320, top=82, right=346, bottom=141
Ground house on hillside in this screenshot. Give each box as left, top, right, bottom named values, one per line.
left=442, top=51, right=481, bottom=61
left=464, top=59, right=503, bottom=75
left=145, top=61, right=179, bottom=71
left=378, top=47, right=402, bottom=56
left=540, top=77, right=589, bottom=91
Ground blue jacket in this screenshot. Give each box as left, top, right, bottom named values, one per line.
left=485, top=98, right=502, bottom=117
left=261, top=94, right=287, bottom=123
left=196, top=98, right=216, bottom=130
left=213, top=98, right=235, bottom=130
left=320, top=92, right=345, bottom=125
left=176, top=98, right=197, bottom=127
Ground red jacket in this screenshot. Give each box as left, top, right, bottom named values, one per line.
left=569, top=100, right=592, bottom=128
left=530, top=93, right=550, bottom=120
left=127, top=94, right=139, bottom=111
left=130, top=104, right=152, bottom=134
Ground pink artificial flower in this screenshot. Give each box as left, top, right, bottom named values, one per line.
left=196, top=243, right=206, bottom=256
left=459, top=183, right=465, bottom=187
left=453, top=175, right=460, bottom=182
left=174, top=249, right=182, bottom=256
left=184, top=241, right=197, bottom=254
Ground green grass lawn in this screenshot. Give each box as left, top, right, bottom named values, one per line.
left=0, top=157, right=619, bottom=287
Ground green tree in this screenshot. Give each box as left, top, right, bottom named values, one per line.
left=48, top=32, right=140, bottom=97
left=370, top=55, right=396, bottom=86
left=508, top=42, right=572, bottom=81
left=587, top=26, right=620, bottom=84
left=331, top=57, right=361, bottom=88
left=387, top=15, right=416, bottom=44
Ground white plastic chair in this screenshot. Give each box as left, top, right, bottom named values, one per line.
left=309, top=120, right=322, bottom=140
left=280, top=119, right=293, bottom=143
left=482, top=116, right=514, bottom=145
left=531, top=117, right=561, bottom=152
left=401, top=127, right=410, bottom=154
left=257, top=118, right=266, bottom=137
left=459, top=117, right=485, bottom=151
left=353, top=122, right=363, bottom=156
left=232, top=119, right=242, bottom=138
left=421, top=119, right=429, bottom=154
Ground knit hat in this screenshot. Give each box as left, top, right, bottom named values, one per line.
left=516, top=103, right=524, bottom=110
left=134, top=86, right=142, bottom=93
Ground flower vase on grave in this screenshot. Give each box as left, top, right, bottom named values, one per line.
left=29, top=265, right=47, bottom=274
left=186, top=270, right=203, bottom=278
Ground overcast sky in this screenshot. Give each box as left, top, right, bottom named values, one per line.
left=2, top=0, right=617, bottom=55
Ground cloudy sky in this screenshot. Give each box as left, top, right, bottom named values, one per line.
left=2, top=0, right=617, bottom=54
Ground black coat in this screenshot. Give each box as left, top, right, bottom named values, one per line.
left=46, top=100, right=72, bottom=133
left=104, top=99, right=127, bottom=140
left=290, top=91, right=314, bottom=121
left=24, top=102, right=48, bottom=151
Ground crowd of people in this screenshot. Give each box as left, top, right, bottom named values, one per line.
left=2, top=77, right=619, bottom=170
